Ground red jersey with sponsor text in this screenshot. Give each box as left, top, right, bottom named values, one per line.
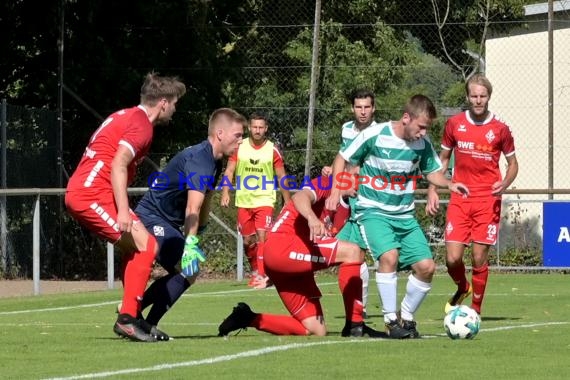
left=442, top=111, right=515, bottom=198
left=270, top=176, right=349, bottom=237
left=66, top=105, right=153, bottom=195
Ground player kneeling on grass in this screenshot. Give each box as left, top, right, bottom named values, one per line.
left=218, top=175, right=383, bottom=338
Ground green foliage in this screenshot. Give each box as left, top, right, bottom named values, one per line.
left=489, top=248, right=542, bottom=267
left=442, top=82, right=467, bottom=108
left=0, top=0, right=545, bottom=279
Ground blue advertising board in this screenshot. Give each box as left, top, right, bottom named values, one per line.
left=543, top=202, right=570, bottom=267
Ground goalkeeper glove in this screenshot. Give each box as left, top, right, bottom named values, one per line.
left=181, top=235, right=206, bottom=277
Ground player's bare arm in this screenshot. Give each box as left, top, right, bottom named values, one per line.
left=199, top=191, right=214, bottom=229
left=111, top=145, right=135, bottom=232
left=275, top=165, right=292, bottom=203
left=491, top=154, right=518, bottom=195
left=426, top=148, right=452, bottom=216
left=426, top=171, right=469, bottom=197
left=220, top=160, right=236, bottom=207
left=292, top=189, right=326, bottom=241
left=325, top=153, right=347, bottom=211
left=321, top=166, right=332, bottom=176
left=185, top=189, right=206, bottom=236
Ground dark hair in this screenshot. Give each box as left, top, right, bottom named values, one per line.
left=350, top=89, right=375, bottom=107
left=140, top=72, right=186, bottom=105
left=404, top=94, right=437, bottom=120
left=249, top=112, right=268, bottom=124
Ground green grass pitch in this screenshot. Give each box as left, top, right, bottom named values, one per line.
left=0, top=273, right=568, bottom=379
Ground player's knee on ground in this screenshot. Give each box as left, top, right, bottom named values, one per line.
left=301, top=316, right=326, bottom=336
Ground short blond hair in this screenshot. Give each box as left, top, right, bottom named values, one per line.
left=208, top=108, right=247, bottom=135
left=466, top=73, right=493, bottom=97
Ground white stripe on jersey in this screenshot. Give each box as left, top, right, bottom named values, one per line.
left=354, top=195, right=415, bottom=218
left=89, top=202, right=120, bottom=232
left=364, top=155, right=419, bottom=173
left=359, top=180, right=416, bottom=195
left=119, top=140, right=136, bottom=157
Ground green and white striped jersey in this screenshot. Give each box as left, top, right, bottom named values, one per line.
left=339, top=120, right=378, bottom=210
left=340, top=120, right=379, bottom=150
left=340, top=121, right=442, bottom=219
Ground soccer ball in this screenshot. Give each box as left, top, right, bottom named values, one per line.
left=443, top=305, right=481, bottom=339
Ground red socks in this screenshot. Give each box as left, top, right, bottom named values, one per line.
left=471, top=263, right=489, bottom=314
left=338, top=262, right=364, bottom=324
left=120, top=236, right=157, bottom=318
left=252, top=314, right=308, bottom=335
left=447, top=261, right=469, bottom=293
left=256, top=241, right=266, bottom=277
left=245, top=241, right=258, bottom=273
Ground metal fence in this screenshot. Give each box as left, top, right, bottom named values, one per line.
left=2, top=1, right=570, bottom=280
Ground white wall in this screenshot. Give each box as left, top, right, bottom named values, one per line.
left=486, top=26, right=570, bottom=247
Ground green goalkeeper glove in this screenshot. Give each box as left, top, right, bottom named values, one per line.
left=181, top=235, right=206, bottom=277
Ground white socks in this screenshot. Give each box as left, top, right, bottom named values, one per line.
left=400, top=274, right=432, bottom=321
left=376, top=272, right=397, bottom=323
left=376, top=272, right=432, bottom=322
left=360, top=262, right=369, bottom=311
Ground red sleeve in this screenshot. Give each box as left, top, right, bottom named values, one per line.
left=121, top=110, right=153, bottom=158
left=500, top=123, right=516, bottom=156
left=273, top=145, right=285, bottom=168
left=311, top=176, right=331, bottom=202
left=441, top=118, right=456, bottom=150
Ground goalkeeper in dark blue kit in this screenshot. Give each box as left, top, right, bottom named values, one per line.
left=133, top=108, right=246, bottom=341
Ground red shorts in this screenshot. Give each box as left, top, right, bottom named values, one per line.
left=237, top=206, right=273, bottom=236
left=445, top=197, right=501, bottom=245
left=263, top=233, right=338, bottom=321
left=65, top=190, right=139, bottom=244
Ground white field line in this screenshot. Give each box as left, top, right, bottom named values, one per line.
left=42, top=321, right=569, bottom=380
left=0, top=279, right=562, bottom=316
left=0, top=286, right=283, bottom=316
left=42, top=340, right=365, bottom=380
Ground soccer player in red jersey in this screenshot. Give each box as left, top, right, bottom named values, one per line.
left=65, top=72, right=186, bottom=342
left=426, top=73, right=518, bottom=315
left=220, top=113, right=291, bottom=289
left=218, top=176, right=383, bottom=338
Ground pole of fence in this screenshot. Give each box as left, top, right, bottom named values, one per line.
left=496, top=201, right=502, bottom=267
left=33, top=195, right=40, bottom=295
left=303, top=0, right=322, bottom=177
left=1, top=99, right=7, bottom=274
left=236, top=233, right=244, bottom=281
left=107, top=243, right=114, bottom=289
left=547, top=0, right=554, bottom=200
